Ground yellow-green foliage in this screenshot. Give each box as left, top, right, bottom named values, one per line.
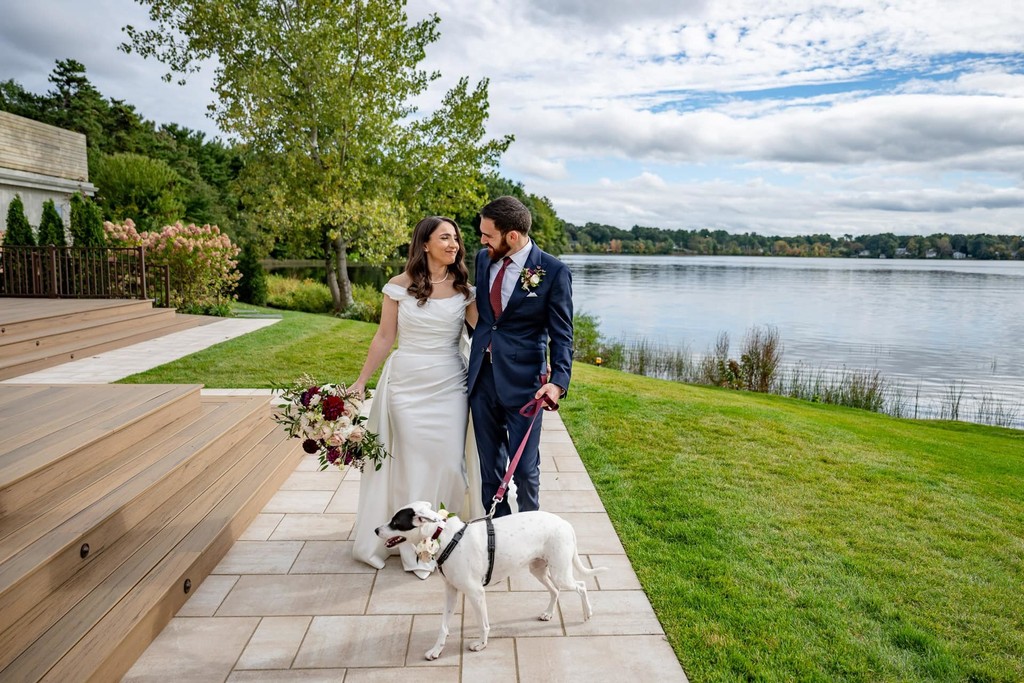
left=342, top=283, right=384, bottom=323
left=266, top=275, right=333, bottom=313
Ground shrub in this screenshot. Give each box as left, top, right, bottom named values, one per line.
left=572, top=312, right=603, bottom=363
left=236, top=242, right=268, bottom=306
left=93, top=152, right=185, bottom=232
left=37, top=199, right=67, bottom=246
left=738, top=325, right=782, bottom=392
left=266, top=275, right=333, bottom=313
left=104, top=219, right=240, bottom=315
left=69, top=193, right=106, bottom=247
left=4, top=194, right=35, bottom=246
left=340, top=283, right=384, bottom=322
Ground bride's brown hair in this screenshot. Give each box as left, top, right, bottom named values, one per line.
left=405, top=216, right=471, bottom=306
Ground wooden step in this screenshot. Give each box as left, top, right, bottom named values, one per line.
left=0, top=420, right=301, bottom=682
left=0, top=299, right=158, bottom=339
left=0, top=384, right=202, bottom=522
left=0, top=314, right=204, bottom=380
left=0, top=307, right=179, bottom=361
left=0, top=396, right=271, bottom=638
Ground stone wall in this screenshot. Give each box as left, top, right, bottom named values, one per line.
left=0, top=111, right=96, bottom=236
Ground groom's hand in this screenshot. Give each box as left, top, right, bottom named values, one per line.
left=535, top=383, right=563, bottom=409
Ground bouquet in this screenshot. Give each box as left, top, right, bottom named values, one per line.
left=274, top=374, right=389, bottom=471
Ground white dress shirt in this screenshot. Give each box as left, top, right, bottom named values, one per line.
left=488, top=241, right=532, bottom=313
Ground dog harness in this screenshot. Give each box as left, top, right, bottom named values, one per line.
left=436, top=518, right=497, bottom=586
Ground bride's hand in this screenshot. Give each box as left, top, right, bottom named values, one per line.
left=348, top=383, right=366, bottom=398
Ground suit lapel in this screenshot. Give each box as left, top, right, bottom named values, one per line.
left=476, top=251, right=495, bottom=324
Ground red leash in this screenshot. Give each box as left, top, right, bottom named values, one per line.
left=487, top=375, right=558, bottom=518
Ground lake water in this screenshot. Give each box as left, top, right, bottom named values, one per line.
left=561, top=254, right=1024, bottom=427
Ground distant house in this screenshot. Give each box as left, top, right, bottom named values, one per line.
left=858, top=249, right=872, bottom=257
left=953, top=251, right=967, bottom=259
left=0, top=111, right=97, bottom=234
left=925, top=249, right=938, bottom=258
left=895, top=247, right=909, bottom=257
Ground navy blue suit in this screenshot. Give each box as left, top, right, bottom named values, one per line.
left=467, top=242, right=573, bottom=516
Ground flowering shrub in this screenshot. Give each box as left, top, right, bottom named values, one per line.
left=104, top=219, right=241, bottom=314
left=273, top=374, right=390, bottom=471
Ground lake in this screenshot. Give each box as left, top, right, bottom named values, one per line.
left=561, top=254, right=1024, bottom=427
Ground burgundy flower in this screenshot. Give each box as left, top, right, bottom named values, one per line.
left=326, top=446, right=341, bottom=464
left=300, top=386, right=320, bottom=408
left=302, top=438, right=319, bottom=454
left=321, top=395, right=346, bottom=421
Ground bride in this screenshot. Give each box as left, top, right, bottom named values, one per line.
left=349, top=216, right=482, bottom=578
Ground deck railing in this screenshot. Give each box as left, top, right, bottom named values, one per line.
left=0, top=245, right=170, bottom=306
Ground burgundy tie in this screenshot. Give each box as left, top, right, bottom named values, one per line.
left=489, top=256, right=512, bottom=318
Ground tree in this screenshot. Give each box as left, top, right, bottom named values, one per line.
left=4, top=194, right=35, bottom=246
left=37, top=199, right=67, bottom=246
left=123, top=0, right=510, bottom=312
left=92, top=152, right=185, bottom=232
left=69, top=192, right=106, bottom=247
left=46, top=59, right=111, bottom=151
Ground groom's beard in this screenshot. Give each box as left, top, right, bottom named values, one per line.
left=487, top=237, right=512, bottom=262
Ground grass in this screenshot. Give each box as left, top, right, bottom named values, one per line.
left=563, top=364, right=1023, bottom=682
left=119, top=308, right=1024, bottom=681
left=119, top=306, right=379, bottom=388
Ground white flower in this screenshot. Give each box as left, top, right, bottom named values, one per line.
left=415, top=538, right=440, bottom=562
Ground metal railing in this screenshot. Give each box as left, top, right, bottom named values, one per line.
left=0, top=245, right=170, bottom=306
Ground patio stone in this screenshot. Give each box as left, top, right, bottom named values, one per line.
left=213, top=540, right=304, bottom=574
left=290, top=540, right=377, bottom=574
left=217, top=574, right=372, bottom=616
left=516, top=635, right=689, bottom=682
left=122, top=617, right=258, bottom=682
left=292, top=615, right=412, bottom=668
left=236, top=616, right=311, bottom=669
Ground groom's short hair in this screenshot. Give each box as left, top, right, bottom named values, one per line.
left=480, top=196, right=531, bottom=236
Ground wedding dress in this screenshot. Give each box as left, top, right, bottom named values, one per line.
left=352, top=283, right=484, bottom=574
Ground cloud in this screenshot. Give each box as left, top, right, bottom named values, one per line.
left=0, top=0, right=219, bottom=136
left=4, top=0, right=1024, bottom=236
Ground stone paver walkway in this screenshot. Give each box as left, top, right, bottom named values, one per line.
left=123, top=404, right=688, bottom=682
left=4, top=314, right=689, bottom=682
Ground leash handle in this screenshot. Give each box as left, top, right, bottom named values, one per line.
left=490, top=375, right=558, bottom=514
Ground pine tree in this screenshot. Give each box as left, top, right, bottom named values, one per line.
left=235, top=242, right=268, bottom=306
left=69, top=192, right=106, bottom=246
left=4, top=194, right=35, bottom=246
left=37, top=199, right=67, bottom=246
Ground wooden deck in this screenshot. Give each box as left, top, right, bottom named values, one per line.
left=0, top=306, right=301, bottom=682
left=0, top=298, right=207, bottom=380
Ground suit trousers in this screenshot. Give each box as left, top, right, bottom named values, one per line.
left=469, top=359, right=543, bottom=517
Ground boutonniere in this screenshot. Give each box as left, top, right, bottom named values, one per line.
left=520, top=266, right=545, bottom=292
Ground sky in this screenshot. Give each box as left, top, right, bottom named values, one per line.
left=2, top=0, right=1024, bottom=237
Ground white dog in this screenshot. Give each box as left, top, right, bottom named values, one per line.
left=376, top=501, right=607, bottom=660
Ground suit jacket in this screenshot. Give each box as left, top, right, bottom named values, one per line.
left=467, top=241, right=573, bottom=408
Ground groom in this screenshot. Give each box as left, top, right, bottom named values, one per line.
left=467, top=196, right=573, bottom=517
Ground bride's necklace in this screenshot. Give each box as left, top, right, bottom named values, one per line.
left=430, top=271, right=450, bottom=285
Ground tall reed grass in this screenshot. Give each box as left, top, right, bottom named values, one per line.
left=574, top=312, right=1023, bottom=428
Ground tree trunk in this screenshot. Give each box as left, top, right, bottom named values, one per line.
left=327, top=234, right=354, bottom=313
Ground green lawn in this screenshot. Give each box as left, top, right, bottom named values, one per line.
left=121, top=308, right=1024, bottom=682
